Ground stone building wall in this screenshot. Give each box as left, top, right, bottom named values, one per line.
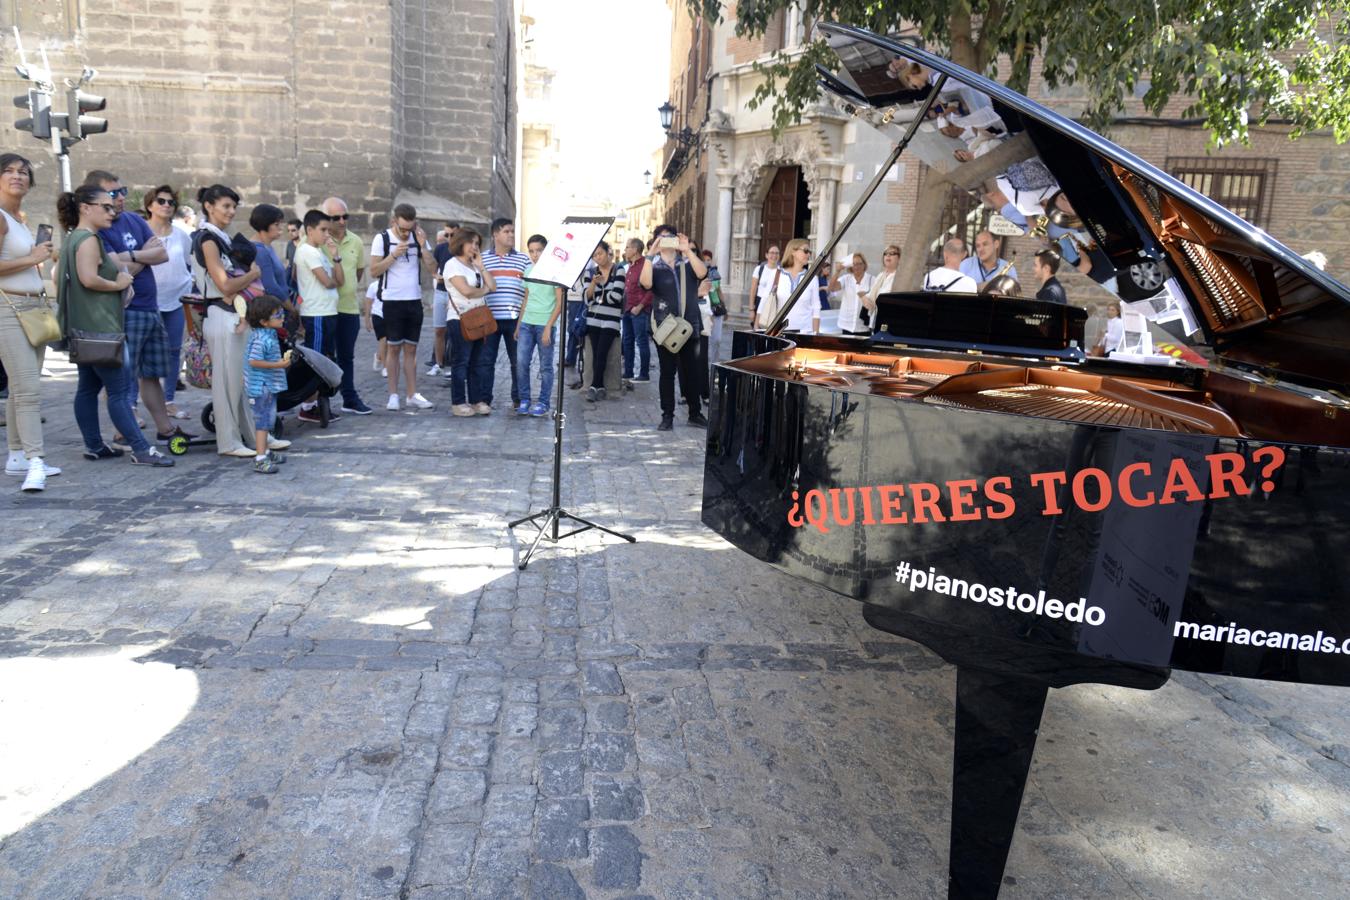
left=1, top=0, right=514, bottom=236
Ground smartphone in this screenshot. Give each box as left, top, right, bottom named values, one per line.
left=35, top=224, right=52, bottom=246
left=658, top=236, right=679, bottom=251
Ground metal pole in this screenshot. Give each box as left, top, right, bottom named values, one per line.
left=550, top=296, right=566, bottom=542
left=765, top=73, right=949, bottom=336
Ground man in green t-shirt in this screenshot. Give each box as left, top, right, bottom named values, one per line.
left=321, top=197, right=371, bottom=415
left=513, top=234, right=564, bottom=416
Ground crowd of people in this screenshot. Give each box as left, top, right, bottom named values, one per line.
left=0, top=151, right=738, bottom=492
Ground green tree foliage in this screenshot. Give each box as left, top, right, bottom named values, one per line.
left=691, top=0, right=1350, bottom=145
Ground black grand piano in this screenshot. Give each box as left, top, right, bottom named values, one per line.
left=701, top=24, right=1350, bottom=900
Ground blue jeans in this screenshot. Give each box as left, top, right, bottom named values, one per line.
left=563, top=301, right=585, bottom=366
left=621, top=309, right=651, bottom=379
left=160, top=306, right=185, bottom=402
left=75, top=362, right=150, bottom=454
left=335, top=312, right=362, bottom=404
left=516, top=322, right=555, bottom=408
left=483, top=317, right=519, bottom=405
left=447, top=326, right=491, bottom=406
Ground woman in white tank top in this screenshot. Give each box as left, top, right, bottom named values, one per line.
left=0, top=153, right=59, bottom=491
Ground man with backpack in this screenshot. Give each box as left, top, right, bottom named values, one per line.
left=368, top=203, right=436, bottom=411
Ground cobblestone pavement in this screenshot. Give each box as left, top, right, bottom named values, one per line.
left=1, top=335, right=1348, bottom=899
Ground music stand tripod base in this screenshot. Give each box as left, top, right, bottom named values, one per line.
left=507, top=287, right=636, bottom=570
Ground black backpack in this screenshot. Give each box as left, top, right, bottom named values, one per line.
left=377, top=230, right=422, bottom=300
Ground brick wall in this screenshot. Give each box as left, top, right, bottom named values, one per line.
left=1, top=0, right=514, bottom=235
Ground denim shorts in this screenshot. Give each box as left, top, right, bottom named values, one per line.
left=250, top=391, right=277, bottom=430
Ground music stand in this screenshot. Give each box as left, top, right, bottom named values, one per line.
left=508, top=216, right=636, bottom=569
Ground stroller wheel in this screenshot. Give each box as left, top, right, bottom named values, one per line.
left=167, top=434, right=190, bottom=456
left=200, top=402, right=216, bottom=434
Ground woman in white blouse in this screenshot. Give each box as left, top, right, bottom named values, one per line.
left=757, top=239, right=819, bottom=334
left=828, top=252, right=875, bottom=335
left=864, top=244, right=902, bottom=320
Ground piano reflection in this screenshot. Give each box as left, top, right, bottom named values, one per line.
left=701, top=23, right=1350, bottom=900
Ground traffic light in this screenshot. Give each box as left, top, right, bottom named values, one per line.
left=68, top=89, right=107, bottom=139
left=13, top=89, right=51, bottom=140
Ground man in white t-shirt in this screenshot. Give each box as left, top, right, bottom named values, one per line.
left=294, top=208, right=344, bottom=424
left=923, top=238, right=979, bottom=293
left=368, top=202, right=437, bottom=411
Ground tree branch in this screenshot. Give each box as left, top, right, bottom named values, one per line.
left=973, top=0, right=1009, bottom=71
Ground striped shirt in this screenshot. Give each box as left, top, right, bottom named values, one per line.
left=585, top=263, right=626, bottom=332
left=481, top=248, right=530, bottom=320
left=245, top=327, right=288, bottom=397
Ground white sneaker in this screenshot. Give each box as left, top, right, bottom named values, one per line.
left=21, top=458, right=48, bottom=492
left=373, top=353, right=382, bottom=372
left=7, top=454, right=59, bottom=477
left=381, top=367, right=388, bottom=378
left=406, top=393, right=433, bottom=410
left=425, top=364, right=443, bottom=377
left=386, top=394, right=400, bottom=411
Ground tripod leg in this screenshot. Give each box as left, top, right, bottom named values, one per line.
left=518, top=508, right=560, bottom=570
left=558, top=511, right=637, bottom=543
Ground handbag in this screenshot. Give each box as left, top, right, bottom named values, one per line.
left=447, top=272, right=497, bottom=341
left=653, top=264, right=693, bottom=354
left=67, top=329, right=126, bottom=367
left=1, top=288, right=62, bottom=348
left=458, top=305, right=498, bottom=341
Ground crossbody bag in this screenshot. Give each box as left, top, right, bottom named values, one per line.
left=653, top=264, right=693, bottom=354
left=1, top=287, right=62, bottom=348
left=446, top=269, right=497, bottom=341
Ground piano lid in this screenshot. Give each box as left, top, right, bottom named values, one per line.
left=818, top=23, right=1350, bottom=392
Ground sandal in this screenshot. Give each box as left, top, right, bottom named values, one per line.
left=165, top=403, right=190, bottom=420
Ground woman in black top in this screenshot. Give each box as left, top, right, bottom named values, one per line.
left=637, top=226, right=707, bottom=430
left=582, top=241, right=625, bottom=401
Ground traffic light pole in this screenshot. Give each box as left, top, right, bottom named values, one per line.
left=10, top=28, right=105, bottom=193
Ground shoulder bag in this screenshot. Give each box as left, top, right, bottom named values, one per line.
left=1, top=288, right=62, bottom=348
left=653, top=264, right=693, bottom=354
left=447, top=269, right=497, bottom=341
left=59, top=242, right=126, bottom=367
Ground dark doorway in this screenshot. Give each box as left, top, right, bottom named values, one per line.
left=759, top=166, right=811, bottom=261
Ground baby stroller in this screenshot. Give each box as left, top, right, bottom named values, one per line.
left=169, top=297, right=342, bottom=454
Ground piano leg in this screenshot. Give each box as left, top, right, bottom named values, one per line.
left=949, top=667, right=1048, bottom=900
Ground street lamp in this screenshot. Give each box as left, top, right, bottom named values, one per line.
left=643, top=169, right=651, bottom=187
left=657, top=101, right=698, bottom=148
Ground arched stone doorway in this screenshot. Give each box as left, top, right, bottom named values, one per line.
left=723, top=134, right=841, bottom=317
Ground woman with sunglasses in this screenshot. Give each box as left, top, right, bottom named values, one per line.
left=56, top=185, right=174, bottom=468
left=143, top=185, right=194, bottom=419
left=0, top=153, right=58, bottom=491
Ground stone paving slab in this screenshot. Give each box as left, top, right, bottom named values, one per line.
left=0, top=333, right=1347, bottom=898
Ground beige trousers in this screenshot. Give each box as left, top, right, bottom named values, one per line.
left=203, top=306, right=255, bottom=452
left=0, top=302, right=46, bottom=457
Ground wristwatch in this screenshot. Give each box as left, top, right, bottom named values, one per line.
left=130, top=250, right=137, bottom=264
left=332, top=256, right=343, bottom=263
